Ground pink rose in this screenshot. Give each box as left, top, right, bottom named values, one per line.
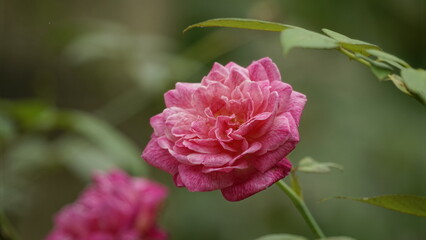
left=46, top=170, right=168, bottom=240
left=142, top=57, right=306, bottom=201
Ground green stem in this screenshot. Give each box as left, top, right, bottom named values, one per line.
left=276, top=180, right=325, bottom=239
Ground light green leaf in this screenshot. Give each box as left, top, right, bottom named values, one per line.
left=334, top=195, right=426, bottom=217
left=68, top=112, right=146, bottom=175
left=57, top=137, right=119, bottom=180
left=255, top=234, right=308, bottom=240
left=367, top=49, right=409, bottom=68
left=322, top=29, right=376, bottom=47
left=350, top=53, right=395, bottom=81
left=281, top=28, right=339, bottom=54
left=322, top=29, right=379, bottom=55
left=388, top=74, right=412, bottom=96
left=369, top=64, right=393, bottom=81
left=400, top=68, right=426, bottom=105
left=353, top=53, right=394, bottom=70
left=183, top=18, right=291, bottom=33
left=297, top=157, right=343, bottom=173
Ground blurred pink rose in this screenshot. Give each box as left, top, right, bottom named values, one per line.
left=142, top=57, right=306, bottom=201
left=46, top=170, right=168, bottom=240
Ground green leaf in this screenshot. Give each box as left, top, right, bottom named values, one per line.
left=334, top=195, right=426, bottom=217
left=367, top=49, right=409, bottom=68
left=400, top=68, right=426, bottom=105
left=9, top=101, right=57, bottom=132
left=369, top=64, right=393, bottom=81
left=281, top=28, right=339, bottom=54
left=255, top=234, right=308, bottom=240
left=388, top=74, right=412, bottom=96
left=297, top=157, right=343, bottom=173
left=322, top=29, right=376, bottom=47
left=353, top=53, right=394, bottom=70
left=57, top=137, right=120, bottom=180
left=68, top=112, right=146, bottom=175
left=183, top=18, right=291, bottom=33
left=322, top=29, right=379, bottom=55
left=350, top=53, right=395, bottom=81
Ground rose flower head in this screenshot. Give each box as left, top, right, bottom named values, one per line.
left=46, top=170, right=168, bottom=240
left=142, top=57, right=306, bottom=201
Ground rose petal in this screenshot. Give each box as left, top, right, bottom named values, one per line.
left=233, top=112, right=273, bottom=138
left=164, top=82, right=200, bottom=108
left=225, top=67, right=249, bottom=89
left=182, top=138, right=223, bottom=154
left=187, top=152, right=233, bottom=167
left=150, top=114, right=165, bottom=136
left=192, top=83, right=229, bottom=113
left=142, top=138, right=179, bottom=175
left=253, top=140, right=298, bottom=173
left=256, top=113, right=297, bottom=154
left=285, top=91, right=307, bottom=125
left=221, top=159, right=292, bottom=201
left=247, top=62, right=268, bottom=82
left=178, top=165, right=234, bottom=191
left=258, top=57, right=282, bottom=82
left=240, top=81, right=264, bottom=112
left=231, top=141, right=263, bottom=164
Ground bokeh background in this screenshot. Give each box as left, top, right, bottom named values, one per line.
left=1, top=0, right=426, bottom=239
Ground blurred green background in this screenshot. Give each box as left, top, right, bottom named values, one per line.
left=1, top=0, right=425, bottom=239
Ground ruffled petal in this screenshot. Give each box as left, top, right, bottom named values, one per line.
left=164, top=82, right=200, bottom=108
left=256, top=112, right=297, bottom=154
left=285, top=91, right=307, bottom=125
left=142, top=138, right=179, bottom=175
left=187, top=152, right=233, bottom=167
left=248, top=57, right=282, bottom=83
left=221, top=159, right=291, bottom=201
left=225, top=67, right=249, bottom=89
left=178, top=165, right=234, bottom=191
left=258, top=57, right=281, bottom=82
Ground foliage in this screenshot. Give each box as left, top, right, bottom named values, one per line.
left=333, top=195, right=426, bottom=217
left=0, top=100, right=147, bottom=214
left=184, top=18, right=426, bottom=106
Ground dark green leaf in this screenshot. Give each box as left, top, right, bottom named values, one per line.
left=281, top=28, right=339, bottom=54
left=400, top=68, right=426, bottom=105
left=297, top=157, right=343, bottom=173
left=9, top=101, right=57, bottom=131
left=334, top=195, right=426, bottom=217
left=255, top=234, right=308, bottom=240
left=184, top=18, right=291, bottom=33
left=367, top=49, right=409, bottom=68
